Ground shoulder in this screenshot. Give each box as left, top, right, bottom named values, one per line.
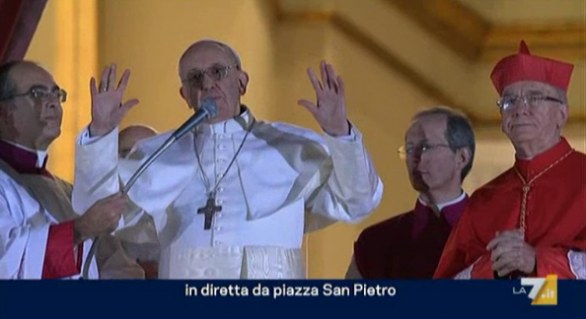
left=559, top=149, right=585, bottom=190
left=130, top=130, right=184, bottom=159
left=253, top=120, right=329, bottom=152
left=0, top=170, right=35, bottom=211
left=467, top=168, right=515, bottom=209
left=568, top=149, right=586, bottom=165
left=0, top=170, right=19, bottom=194
left=357, top=211, right=413, bottom=243
left=470, top=168, right=514, bottom=196
left=255, top=120, right=325, bottom=142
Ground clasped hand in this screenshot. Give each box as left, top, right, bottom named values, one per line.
left=487, top=229, right=536, bottom=277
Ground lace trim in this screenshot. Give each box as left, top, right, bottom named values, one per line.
left=454, top=264, right=473, bottom=279
left=166, top=246, right=305, bottom=279
left=568, top=250, right=586, bottom=279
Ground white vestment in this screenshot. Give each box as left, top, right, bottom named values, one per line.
left=0, top=168, right=98, bottom=279
left=73, top=111, right=383, bottom=278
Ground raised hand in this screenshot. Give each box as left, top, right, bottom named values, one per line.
left=487, top=229, right=536, bottom=277
left=89, top=64, right=139, bottom=137
left=298, top=61, right=350, bottom=136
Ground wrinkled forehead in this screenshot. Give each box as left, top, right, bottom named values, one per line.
left=178, top=41, right=240, bottom=75
left=502, top=80, right=558, bottom=97
left=405, top=114, right=447, bottom=142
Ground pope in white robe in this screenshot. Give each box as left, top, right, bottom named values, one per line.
left=72, top=40, right=383, bottom=279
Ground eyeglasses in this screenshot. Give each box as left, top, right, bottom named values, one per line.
left=398, top=143, right=451, bottom=160
left=0, top=87, right=67, bottom=103
left=496, top=95, right=563, bottom=112
left=181, top=64, right=238, bottom=88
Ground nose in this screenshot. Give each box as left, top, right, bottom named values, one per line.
left=200, top=72, right=215, bottom=90
left=45, top=98, right=59, bottom=110
left=42, top=97, right=62, bottom=116
left=512, top=97, right=530, bottom=116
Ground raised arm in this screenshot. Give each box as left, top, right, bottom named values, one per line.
left=298, top=61, right=382, bottom=226
left=72, top=64, right=138, bottom=214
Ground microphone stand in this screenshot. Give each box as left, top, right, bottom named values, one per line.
left=80, top=100, right=217, bottom=279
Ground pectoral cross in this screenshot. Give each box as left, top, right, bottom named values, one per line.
left=197, top=195, right=222, bottom=230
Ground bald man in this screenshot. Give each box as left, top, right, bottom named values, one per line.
left=118, top=125, right=157, bottom=158
left=115, top=124, right=160, bottom=278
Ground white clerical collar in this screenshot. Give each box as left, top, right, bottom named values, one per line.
left=197, top=108, right=254, bottom=135
left=0, top=139, right=48, bottom=168
left=418, top=190, right=466, bottom=212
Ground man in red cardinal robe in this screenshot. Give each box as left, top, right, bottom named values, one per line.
left=434, top=41, right=586, bottom=279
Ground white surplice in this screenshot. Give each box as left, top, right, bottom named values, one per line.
left=0, top=171, right=98, bottom=279
left=73, top=110, right=383, bottom=278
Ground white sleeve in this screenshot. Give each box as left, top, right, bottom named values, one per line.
left=72, top=127, right=121, bottom=216
left=0, top=192, right=49, bottom=279
left=306, top=125, right=383, bottom=227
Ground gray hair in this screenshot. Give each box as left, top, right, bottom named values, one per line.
left=413, top=106, right=476, bottom=181
left=0, top=61, right=22, bottom=101
left=0, top=60, right=41, bottom=102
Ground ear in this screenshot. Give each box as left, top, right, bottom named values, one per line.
left=238, top=71, right=249, bottom=95
left=0, top=102, right=14, bottom=135
left=557, top=103, right=569, bottom=129
left=456, top=147, right=471, bottom=172
left=179, top=86, right=193, bottom=110
left=179, top=86, right=185, bottom=100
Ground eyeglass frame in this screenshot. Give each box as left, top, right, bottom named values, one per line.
left=496, top=95, right=564, bottom=112
left=181, top=64, right=239, bottom=88
left=0, top=85, right=67, bottom=103
left=397, top=142, right=452, bottom=160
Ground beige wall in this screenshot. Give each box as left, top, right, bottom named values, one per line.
left=26, top=0, right=585, bottom=278
left=97, top=0, right=276, bottom=130
left=274, top=22, right=438, bottom=278
left=26, top=0, right=97, bottom=182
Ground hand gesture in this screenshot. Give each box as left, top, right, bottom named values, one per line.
left=487, top=229, right=536, bottom=277
left=73, top=193, right=128, bottom=244
left=298, top=61, right=350, bottom=136
left=89, top=64, right=139, bottom=136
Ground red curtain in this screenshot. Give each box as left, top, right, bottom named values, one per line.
left=0, top=0, right=47, bottom=64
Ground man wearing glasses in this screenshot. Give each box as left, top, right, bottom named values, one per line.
left=72, top=40, right=383, bottom=279
left=0, top=61, right=142, bottom=279
left=435, top=41, right=586, bottom=279
left=346, top=107, right=474, bottom=278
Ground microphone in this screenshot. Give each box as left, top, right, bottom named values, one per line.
left=81, top=99, right=217, bottom=279
left=172, top=98, right=218, bottom=140
left=123, top=98, right=218, bottom=193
